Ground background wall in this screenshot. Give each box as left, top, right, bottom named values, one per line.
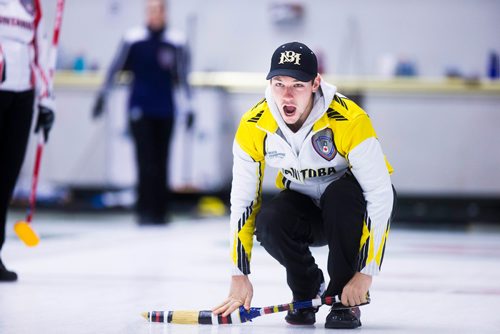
left=44, top=0, right=500, bottom=78
left=23, top=0, right=500, bottom=206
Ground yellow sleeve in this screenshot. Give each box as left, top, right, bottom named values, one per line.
left=230, top=107, right=267, bottom=274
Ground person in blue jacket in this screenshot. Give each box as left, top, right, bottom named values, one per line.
left=93, top=0, right=193, bottom=225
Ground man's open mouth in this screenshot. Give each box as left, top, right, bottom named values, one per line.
left=283, top=105, right=296, bottom=116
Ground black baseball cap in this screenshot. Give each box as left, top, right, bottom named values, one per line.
left=266, top=42, right=318, bottom=82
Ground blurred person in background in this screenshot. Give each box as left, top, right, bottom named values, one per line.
left=92, top=0, right=193, bottom=225
left=213, top=42, right=396, bottom=329
left=0, top=0, right=55, bottom=281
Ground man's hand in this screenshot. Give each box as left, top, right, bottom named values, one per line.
left=0, top=46, right=5, bottom=83
left=212, top=275, right=253, bottom=317
left=341, top=272, right=372, bottom=307
left=185, top=111, right=195, bottom=130
left=35, top=98, right=55, bottom=142
left=92, top=92, right=106, bottom=119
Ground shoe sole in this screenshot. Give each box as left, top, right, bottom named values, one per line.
left=286, top=320, right=316, bottom=325
left=285, top=315, right=316, bottom=326
left=285, top=308, right=317, bottom=325
left=325, top=320, right=361, bottom=329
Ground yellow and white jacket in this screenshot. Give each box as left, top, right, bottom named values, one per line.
left=230, top=80, right=394, bottom=277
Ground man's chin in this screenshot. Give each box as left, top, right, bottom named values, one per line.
left=283, top=116, right=298, bottom=124
left=283, top=119, right=302, bottom=131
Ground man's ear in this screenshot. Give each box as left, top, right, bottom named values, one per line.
left=312, top=75, right=321, bottom=92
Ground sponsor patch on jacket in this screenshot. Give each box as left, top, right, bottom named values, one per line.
left=311, top=128, right=336, bottom=161
left=267, top=150, right=286, bottom=159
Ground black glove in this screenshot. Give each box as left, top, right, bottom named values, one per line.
left=92, top=92, right=106, bottom=119
left=0, top=47, right=5, bottom=83
left=35, top=104, right=55, bottom=142
left=0, top=62, right=5, bottom=83
left=186, top=111, right=195, bottom=130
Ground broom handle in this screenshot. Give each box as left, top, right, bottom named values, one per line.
left=47, top=0, right=65, bottom=90
left=26, top=0, right=65, bottom=223
left=143, top=294, right=370, bottom=325
left=26, top=136, right=44, bottom=223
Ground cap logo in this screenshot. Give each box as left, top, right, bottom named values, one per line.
left=279, top=51, right=301, bottom=65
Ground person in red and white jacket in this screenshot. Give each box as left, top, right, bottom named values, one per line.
left=0, top=0, right=55, bottom=282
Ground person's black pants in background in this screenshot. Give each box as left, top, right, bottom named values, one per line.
left=0, top=89, right=35, bottom=254
left=255, top=173, right=396, bottom=300
left=129, top=116, right=174, bottom=224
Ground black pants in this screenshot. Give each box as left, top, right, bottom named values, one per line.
left=255, top=174, right=396, bottom=300
left=0, top=89, right=35, bottom=254
left=129, top=116, right=174, bottom=223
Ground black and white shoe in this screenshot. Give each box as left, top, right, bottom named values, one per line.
left=285, top=307, right=317, bottom=325
left=325, top=306, right=361, bottom=329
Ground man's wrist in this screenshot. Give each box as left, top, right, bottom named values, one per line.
left=231, top=266, right=245, bottom=276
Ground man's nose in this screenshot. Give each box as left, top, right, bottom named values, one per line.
left=284, top=86, right=293, bottom=97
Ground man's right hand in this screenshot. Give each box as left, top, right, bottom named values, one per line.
left=212, top=275, right=253, bottom=317
left=92, top=92, right=106, bottom=119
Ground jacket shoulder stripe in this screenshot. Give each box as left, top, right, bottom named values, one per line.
left=250, top=98, right=266, bottom=111
left=244, top=98, right=267, bottom=123
left=333, top=94, right=348, bottom=110
left=326, top=108, right=348, bottom=121
left=248, top=109, right=264, bottom=123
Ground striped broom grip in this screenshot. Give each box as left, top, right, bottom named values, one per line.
left=142, top=294, right=370, bottom=325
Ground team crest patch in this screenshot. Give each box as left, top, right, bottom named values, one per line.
left=311, top=128, right=336, bottom=161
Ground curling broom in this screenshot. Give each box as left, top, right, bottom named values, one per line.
left=13, top=0, right=66, bottom=246
left=13, top=135, right=44, bottom=246
left=142, top=294, right=369, bottom=325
